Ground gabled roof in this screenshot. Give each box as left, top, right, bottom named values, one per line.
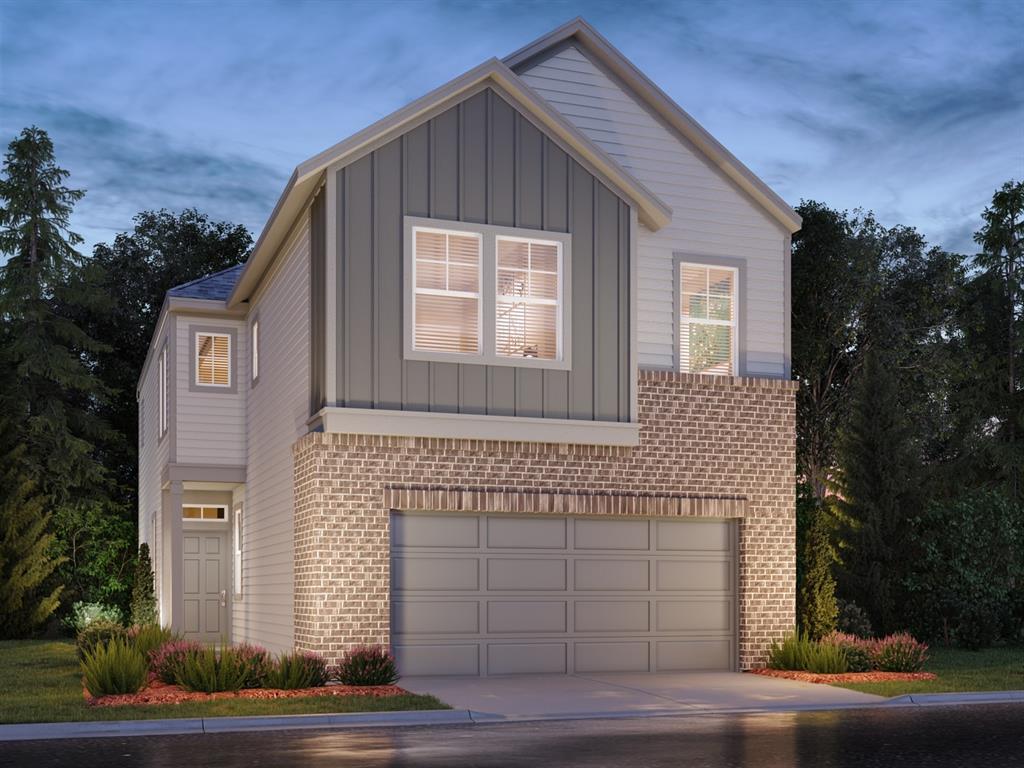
left=504, top=18, right=802, bottom=234
left=229, top=58, right=671, bottom=306
left=167, top=264, right=245, bottom=301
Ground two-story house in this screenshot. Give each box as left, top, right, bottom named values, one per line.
left=137, top=18, right=800, bottom=676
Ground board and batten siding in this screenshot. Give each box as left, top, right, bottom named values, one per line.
left=329, top=87, right=632, bottom=422
left=519, top=46, right=788, bottom=377
left=174, top=315, right=247, bottom=465
left=234, top=216, right=310, bottom=652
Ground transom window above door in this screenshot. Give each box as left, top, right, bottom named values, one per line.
left=404, top=217, right=571, bottom=370
left=182, top=505, right=227, bottom=521
left=196, top=332, right=231, bottom=386
left=677, top=262, right=738, bottom=376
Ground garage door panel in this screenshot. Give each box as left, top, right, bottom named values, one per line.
left=575, top=641, right=649, bottom=672
left=393, top=514, right=479, bottom=548
left=574, top=600, right=650, bottom=632
left=396, top=644, right=480, bottom=676
left=487, top=516, right=566, bottom=549
left=488, top=601, right=566, bottom=633
left=656, top=520, right=731, bottom=551
left=657, top=639, right=732, bottom=671
left=574, top=518, right=649, bottom=550
left=657, top=600, right=733, bottom=632
left=488, top=643, right=566, bottom=674
left=488, top=558, right=566, bottom=590
left=393, top=557, right=479, bottom=591
left=393, top=601, right=480, bottom=634
left=575, top=559, right=649, bottom=591
left=656, top=559, right=732, bottom=592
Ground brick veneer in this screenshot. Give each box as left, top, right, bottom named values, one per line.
left=292, top=370, right=797, bottom=670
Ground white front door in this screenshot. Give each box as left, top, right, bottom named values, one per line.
left=182, top=531, right=228, bottom=643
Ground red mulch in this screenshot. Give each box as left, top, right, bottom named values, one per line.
left=748, top=668, right=937, bottom=684
left=86, top=680, right=411, bottom=707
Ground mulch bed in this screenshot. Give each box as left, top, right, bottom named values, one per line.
left=749, top=668, right=937, bottom=684
left=86, top=680, right=411, bottom=707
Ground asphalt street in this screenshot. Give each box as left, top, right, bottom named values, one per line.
left=2, top=703, right=1022, bottom=768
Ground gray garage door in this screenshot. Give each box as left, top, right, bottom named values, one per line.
left=391, top=512, right=737, bottom=676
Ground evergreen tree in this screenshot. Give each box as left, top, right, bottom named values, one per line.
left=129, top=543, right=157, bottom=626
left=835, top=346, right=922, bottom=635
left=797, top=503, right=839, bottom=640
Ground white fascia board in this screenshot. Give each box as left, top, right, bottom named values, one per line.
left=314, top=406, right=640, bottom=447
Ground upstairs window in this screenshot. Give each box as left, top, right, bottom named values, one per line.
left=678, top=263, right=737, bottom=376
left=251, top=319, right=260, bottom=383
left=412, top=228, right=482, bottom=354
left=496, top=237, right=562, bottom=361
left=195, top=332, right=231, bottom=387
left=158, top=346, right=168, bottom=437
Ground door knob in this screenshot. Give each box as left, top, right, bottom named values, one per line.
left=220, top=589, right=227, bottom=607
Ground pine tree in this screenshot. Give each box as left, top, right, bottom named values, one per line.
left=836, top=347, right=921, bottom=635
left=797, top=503, right=839, bottom=640
left=130, top=543, right=157, bottom=626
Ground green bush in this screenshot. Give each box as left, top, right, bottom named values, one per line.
left=128, top=624, right=177, bottom=660
left=836, top=600, right=873, bottom=639
left=265, top=651, right=329, bottom=690
left=873, top=633, right=928, bottom=672
left=824, top=632, right=873, bottom=672
left=173, top=643, right=252, bottom=693
left=797, top=504, right=839, bottom=640
left=335, top=645, right=399, bottom=686
left=81, top=637, right=147, bottom=697
left=129, top=544, right=157, bottom=626
left=63, top=601, right=122, bottom=635
left=149, top=640, right=202, bottom=684
left=76, top=619, right=127, bottom=661
left=234, top=643, right=273, bottom=688
left=767, top=631, right=848, bottom=674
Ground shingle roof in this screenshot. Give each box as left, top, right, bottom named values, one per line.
left=167, top=264, right=245, bottom=301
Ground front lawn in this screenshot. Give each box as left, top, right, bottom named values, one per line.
left=834, top=644, right=1024, bottom=697
left=0, top=640, right=447, bottom=724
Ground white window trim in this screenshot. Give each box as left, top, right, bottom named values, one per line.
left=403, top=216, right=572, bottom=370
left=194, top=331, right=232, bottom=388
left=158, top=345, right=168, bottom=438
left=232, top=506, right=243, bottom=598
left=250, top=317, right=260, bottom=385
left=675, top=260, right=739, bottom=377
left=181, top=504, right=228, bottom=523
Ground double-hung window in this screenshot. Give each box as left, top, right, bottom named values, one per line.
left=158, top=345, right=168, bottom=437
left=677, top=262, right=738, bottom=376
left=233, top=506, right=243, bottom=597
left=251, top=319, right=260, bottom=384
left=195, top=332, right=231, bottom=387
left=405, top=218, right=570, bottom=369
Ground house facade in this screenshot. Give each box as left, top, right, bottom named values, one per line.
left=137, top=18, right=800, bottom=675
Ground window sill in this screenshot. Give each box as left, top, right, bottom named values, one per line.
left=312, top=407, right=639, bottom=447
left=404, top=349, right=572, bottom=371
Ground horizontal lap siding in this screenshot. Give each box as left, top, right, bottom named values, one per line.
left=520, top=47, right=787, bottom=377
left=137, top=329, right=168, bottom=612
left=334, top=87, right=631, bottom=422
left=236, top=219, right=310, bottom=652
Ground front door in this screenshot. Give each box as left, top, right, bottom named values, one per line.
left=182, top=531, right=228, bottom=643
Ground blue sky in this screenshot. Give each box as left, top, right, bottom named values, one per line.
left=1, top=0, right=1021, bottom=255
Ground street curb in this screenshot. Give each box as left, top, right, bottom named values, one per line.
left=2, top=691, right=1022, bottom=741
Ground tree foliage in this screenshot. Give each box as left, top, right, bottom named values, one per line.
left=130, top=543, right=157, bottom=626
left=797, top=502, right=838, bottom=640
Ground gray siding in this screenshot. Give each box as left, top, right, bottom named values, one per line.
left=332, top=87, right=631, bottom=423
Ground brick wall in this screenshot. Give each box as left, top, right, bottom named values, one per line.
left=292, top=371, right=797, bottom=669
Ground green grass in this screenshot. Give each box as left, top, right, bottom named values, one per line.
left=834, top=644, right=1024, bottom=697
left=0, top=640, right=448, bottom=724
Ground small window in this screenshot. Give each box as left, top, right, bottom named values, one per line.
left=496, top=237, right=562, bottom=360
left=251, top=319, right=260, bottom=383
left=412, top=228, right=482, bottom=354
left=139, top=398, right=145, bottom=448
left=158, top=346, right=168, bottom=436
left=233, top=507, right=243, bottom=596
left=678, top=263, right=737, bottom=376
left=182, top=505, right=227, bottom=521
left=195, top=332, right=231, bottom=387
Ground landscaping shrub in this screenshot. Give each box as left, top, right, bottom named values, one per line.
left=150, top=639, right=203, bottom=684
left=234, top=643, right=273, bottom=688
left=172, top=644, right=253, bottom=693
left=63, top=601, right=122, bottom=634
left=873, top=633, right=928, bottom=672
left=836, top=600, right=873, bottom=639
left=797, top=503, right=838, bottom=640
left=76, top=618, right=127, bottom=661
left=823, top=632, right=873, bottom=672
left=129, top=543, right=157, bottom=626
left=81, top=637, right=147, bottom=697
left=127, top=624, right=177, bottom=660
left=766, top=631, right=849, bottom=674
left=335, top=645, right=399, bottom=686
left=265, top=651, right=329, bottom=690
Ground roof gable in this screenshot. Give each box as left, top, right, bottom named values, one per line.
left=168, top=263, right=244, bottom=301
left=504, top=18, right=801, bottom=234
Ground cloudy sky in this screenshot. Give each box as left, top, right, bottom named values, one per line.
left=1, top=0, right=1021, bottom=255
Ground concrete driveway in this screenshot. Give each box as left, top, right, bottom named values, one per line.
left=400, top=671, right=885, bottom=719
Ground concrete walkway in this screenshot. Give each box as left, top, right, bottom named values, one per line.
left=400, top=671, right=884, bottom=719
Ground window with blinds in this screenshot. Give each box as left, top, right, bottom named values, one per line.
left=196, top=332, right=231, bottom=386
left=412, top=228, right=482, bottom=354
left=496, top=237, right=561, bottom=360
left=678, top=263, right=737, bottom=376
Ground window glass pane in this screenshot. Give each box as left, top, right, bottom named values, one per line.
left=678, top=263, right=736, bottom=376
left=415, top=294, right=479, bottom=353
left=183, top=507, right=200, bottom=519
left=495, top=238, right=560, bottom=361
left=529, top=242, right=558, bottom=273
left=497, top=239, right=529, bottom=270
left=196, top=333, right=230, bottom=386
left=413, top=229, right=481, bottom=354
left=497, top=301, right=558, bottom=359
left=415, top=261, right=446, bottom=290
left=447, top=264, right=479, bottom=293
left=447, top=233, right=480, bottom=265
